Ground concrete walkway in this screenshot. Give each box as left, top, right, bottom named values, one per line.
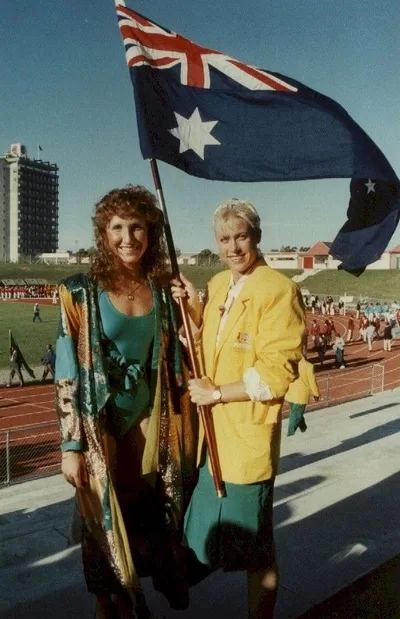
left=0, top=388, right=399, bottom=618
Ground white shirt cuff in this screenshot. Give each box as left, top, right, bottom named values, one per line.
left=243, top=367, right=273, bottom=402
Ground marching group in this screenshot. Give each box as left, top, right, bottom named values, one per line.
left=6, top=343, right=56, bottom=388
left=308, top=318, right=346, bottom=369
left=303, top=293, right=399, bottom=321
left=307, top=304, right=399, bottom=371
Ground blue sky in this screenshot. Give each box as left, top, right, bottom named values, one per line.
left=1, top=0, right=399, bottom=254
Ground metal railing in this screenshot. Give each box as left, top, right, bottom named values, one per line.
left=0, top=421, right=60, bottom=487
left=303, top=363, right=387, bottom=414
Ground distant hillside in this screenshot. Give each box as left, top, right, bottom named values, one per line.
left=299, top=270, right=400, bottom=301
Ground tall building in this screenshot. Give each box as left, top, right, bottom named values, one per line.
left=0, top=144, right=59, bottom=262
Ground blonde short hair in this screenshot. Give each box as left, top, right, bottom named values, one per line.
left=214, top=199, right=261, bottom=242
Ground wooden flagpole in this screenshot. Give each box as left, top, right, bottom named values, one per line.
left=149, top=158, right=225, bottom=498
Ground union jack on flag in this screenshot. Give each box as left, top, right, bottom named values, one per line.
left=115, top=1, right=400, bottom=272
left=116, top=3, right=297, bottom=92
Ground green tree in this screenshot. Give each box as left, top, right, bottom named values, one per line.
left=196, top=249, right=220, bottom=266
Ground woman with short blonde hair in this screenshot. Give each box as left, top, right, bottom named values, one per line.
left=172, top=199, right=305, bottom=619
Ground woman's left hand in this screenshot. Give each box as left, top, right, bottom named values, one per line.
left=171, top=273, right=202, bottom=327
left=188, top=376, right=217, bottom=406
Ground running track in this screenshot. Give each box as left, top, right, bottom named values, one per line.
left=0, top=306, right=399, bottom=484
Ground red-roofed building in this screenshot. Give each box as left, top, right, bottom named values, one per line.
left=389, top=245, right=400, bottom=269
left=264, top=242, right=400, bottom=271
left=300, top=242, right=341, bottom=270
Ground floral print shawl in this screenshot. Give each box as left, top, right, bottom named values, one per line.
left=55, top=273, right=197, bottom=599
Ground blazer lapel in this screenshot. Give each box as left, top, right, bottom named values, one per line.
left=204, top=284, right=227, bottom=376
left=214, top=264, right=264, bottom=359
left=215, top=295, right=249, bottom=357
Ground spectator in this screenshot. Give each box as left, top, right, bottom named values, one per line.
left=366, top=323, right=376, bottom=352
left=332, top=335, right=346, bottom=369
left=346, top=315, right=354, bottom=342
left=41, top=344, right=56, bottom=382
left=7, top=347, right=24, bottom=387
left=310, top=319, right=320, bottom=347
left=358, top=314, right=369, bottom=342
left=33, top=302, right=42, bottom=322
left=314, top=333, right=327, bottom=367
left=383, top=321, right=392, bottom=352
left=322, top=319, right=334, bottom=346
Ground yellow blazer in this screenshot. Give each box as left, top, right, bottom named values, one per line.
left=198, top=263, right=305, bottom=484
left=284, top=357, right=320, bottom=405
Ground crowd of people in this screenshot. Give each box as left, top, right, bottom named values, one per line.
left=0, top=284, right=58, bottom=300
left=305, top=302, right=399, bottom=370
left=303, top=293, right=399, bottom=321
left=355, top=311, right=400, bottom=352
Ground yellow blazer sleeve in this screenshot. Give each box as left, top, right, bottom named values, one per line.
left=306, top=362, right=320, bottom=398
left=253, top=282, right=304, bottom=399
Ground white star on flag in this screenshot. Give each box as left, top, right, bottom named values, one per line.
left=169, top=107, right=220, bottom=159
left=365, top=179, right=376, bottom=194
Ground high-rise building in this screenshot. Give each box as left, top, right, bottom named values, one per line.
left=0, top=144, right=59, bottom=262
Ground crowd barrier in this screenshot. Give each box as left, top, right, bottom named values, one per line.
left=301, top=363, right=387, bottom=414
left=0, top=421, right=60, bottom=487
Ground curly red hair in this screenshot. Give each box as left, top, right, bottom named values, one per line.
left=89, top=185, right=169, bottom=291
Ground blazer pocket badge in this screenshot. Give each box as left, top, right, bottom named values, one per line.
left=233, top=331, right=252, bottom=351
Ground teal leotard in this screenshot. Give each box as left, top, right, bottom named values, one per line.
left=98, top=289, right=155, bottom=437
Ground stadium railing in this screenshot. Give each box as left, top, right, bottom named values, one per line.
left=304, top=363, right=387, bottom=413
left=0, top=421, right=60, bottom=487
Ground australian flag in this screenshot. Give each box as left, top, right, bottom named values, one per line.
left=115, top=2, right=400, bottom=272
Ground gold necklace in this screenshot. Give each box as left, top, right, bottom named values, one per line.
left=126, top=279, right=146, bottom=301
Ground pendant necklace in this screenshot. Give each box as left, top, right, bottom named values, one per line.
left=126, top=279, right=146, bottom=301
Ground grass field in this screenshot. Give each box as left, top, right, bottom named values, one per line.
left=301, top=270, right=400, bottom=302
left=0, top=303, right=59, bottom=370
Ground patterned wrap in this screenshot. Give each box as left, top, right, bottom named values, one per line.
left=55, top=273, right=197, bottom=599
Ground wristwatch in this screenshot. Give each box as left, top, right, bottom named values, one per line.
left=212, top=387, right=222, bottom=402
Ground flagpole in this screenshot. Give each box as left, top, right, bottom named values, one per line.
left=149, top=158, right=226, bottom=498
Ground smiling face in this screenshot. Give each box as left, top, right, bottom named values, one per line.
left=215, top=216, right=259, bottom=282
left=106, top=214, right=149, bottom=269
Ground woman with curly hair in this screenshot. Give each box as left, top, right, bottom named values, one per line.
left=55, top=185, right=198, bottom=618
